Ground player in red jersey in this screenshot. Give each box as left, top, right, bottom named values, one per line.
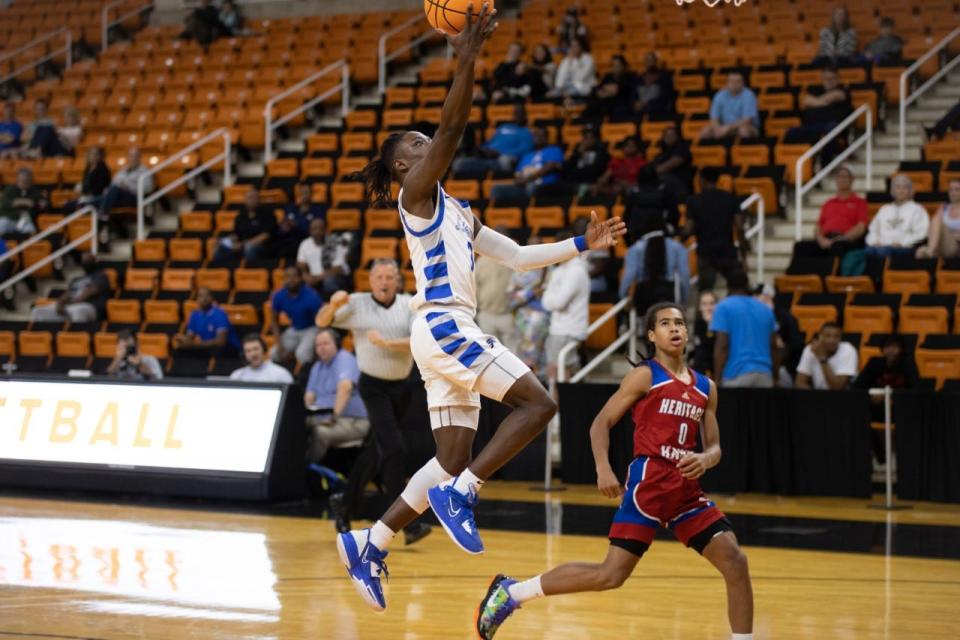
left=476, top=302, right=754, bottom=640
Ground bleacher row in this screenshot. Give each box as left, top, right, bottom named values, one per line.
left=0, top=0, right=145, bottom=57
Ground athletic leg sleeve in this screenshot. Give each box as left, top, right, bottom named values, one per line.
left=473, top=225, right=587, bottom=272
left=399, top=456, right=454, bottom=514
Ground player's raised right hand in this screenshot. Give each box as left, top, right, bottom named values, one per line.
left=596, top=466, right=623, bottom=499
left=448, top=2, right=498, bottom=59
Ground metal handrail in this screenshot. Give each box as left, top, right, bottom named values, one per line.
left=868, top=386, right=897, bottom=510
left=741, top=192, right=765, bottom=284
left=378, top=15, right=435, bottom=95
left=898, top=26, right=960, bottom=161
left=794, top=104, right=872, bottom=241
left=264, top=60, right=350, bottom=163
left=0, top=28, right=72, bottom=84
left=0, top=206, right=97, bottom=294
left=137, top=128, right=232, bottom=240
left=101, top=0, right=154, bottom=53
left=558, top=297, right=638, bottom=384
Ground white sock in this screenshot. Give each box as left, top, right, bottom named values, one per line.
left=731, top=634, right=753, bottom=640
left=450, top=467, right=485, bottom=496
left=368, top=521, right=396, bottom=551
left=507, top=576, right=543, bottom=604
left=399, top=457, right=454, bottom=514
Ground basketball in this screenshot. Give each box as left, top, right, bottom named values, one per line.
left=424, top=0, right=494, bottom=35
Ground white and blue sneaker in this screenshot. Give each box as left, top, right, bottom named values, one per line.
left=336, top=529, right=389, bottom=612
left=427, top=482, right=484, bottom=554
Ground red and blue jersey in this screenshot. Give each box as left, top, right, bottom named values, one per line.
left=631, top=359, right=711, bottom=461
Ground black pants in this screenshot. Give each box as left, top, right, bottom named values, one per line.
left=931, top=100, right=960, bottom=139
left=342, top=372, right=414, bottom=524
left=792, top=237, right=864, bottom=260
left=698, top=253, right=742, bottom=292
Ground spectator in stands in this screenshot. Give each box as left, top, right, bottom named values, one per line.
left=711, top=270, right=779, bottom=388
left=684, top=167, right=744, bottom=291
left=75, top=146, right=111, bottom=208
left=866, top=174, right=930, bottom=259
left=20, top=99, right=55, bottom=158
left=218, top=0, right=247, bottom=36
left=305, top=328, right=370, bottom=464
left=106, top=330, right=164, bottom=381
left=542, top=230, right=591, bottom=381
left=0, top=168, right=44, bottom=235
left=25, top=104, right=80, bottom=158
left=56, top=106, right=83, bottom=156
left=454, top=103, right=533, bottom=175
left=297, top=218, right=352, bottom=297
left=562, top=125, right=610, bottom=196
left=530, top=44, right=556, bottom=93
left=793, top=165, right=868, bottom=260
left=490, top=127, right=564, bottom=200
left=691, top=290, right=718, bottom=376
left=230, top=334, right=294, bottom=383
left=0, top=238, right=10, bottom=310
left=180, top=0, right=226, bottom=49
left=754, top=283, right=804, bottom=385
left=816, top=7, right=858, bottom=64
left=865, top=17, right=903, bottom=63
left=30, top=251, right=110, bottom=322
left=172, top=286, right=240, bottom=357
left=0, top=102, right=22, bottom=158
left=699, top=71, right=759, bottom=141
left=925, top=100, right=960, bottom=141
left=586, top=54, right=637, bottom=120
left=594, top=136, right=647, bottom=198
left=271, top=264, right=323, bottom=366
left=916, top=178, right=960, bottom=259
left=490, top=42, right=547, bottom=103
left=214, top=188, right=277, bottom=262
left=475, top=231, right=518, bottom=351
left=652, top=126, right=694, bottom=203
left=550, top=37, right=595, bottom=101
left=634, top=52, right=673, bottom=117
left=795, top=322, right=858, bottom=391
left=99, top=147, right=153, bottom=240
left=272, top=185, right=319, bottom=260
left=571, top=215, right=613, bottom=297
left=507, top=237, right=550, bottom=374
left=787, top=66, right=852, bottom=166
left=623, top=165, right=679, bottom=243
left=620, top=215, right=690, bottom=313
left=555, top=6, right=589, bottom=52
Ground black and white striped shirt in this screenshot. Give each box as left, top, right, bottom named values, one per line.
left=333, top=292, right=414, bottom=381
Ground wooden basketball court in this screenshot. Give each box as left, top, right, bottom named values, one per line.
left=0, top=487, right=957, bottom=639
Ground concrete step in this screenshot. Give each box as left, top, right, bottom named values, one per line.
left=916, top=95, right=960, bottom=109
left=746, top=253, right=791, bottom=273
left=773, top=222, right=815, bottom=239
left=763, top=238, right=797, bottom=255
left=887, top=121, right=924, bottom=134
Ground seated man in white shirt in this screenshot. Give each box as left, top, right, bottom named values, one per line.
left=296, top=218, right=352, bottom=297
left=795, top=322, right=858, bottom=390
left=99, top=146, right=155, bottom=241
left=865, top=174, right=930, bottom=259
left=230, top=333, right=294, bottom=383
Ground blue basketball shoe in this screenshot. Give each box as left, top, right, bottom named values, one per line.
left=427, top=482, right=484, bottom=554
left=476, top=574, right=520, bottom=639
left=336, top=529, right=389, bottom=611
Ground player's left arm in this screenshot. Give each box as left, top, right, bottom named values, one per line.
left=677, top=379, right=721, bottom=480
left=471, top=211, right=626, bottom=271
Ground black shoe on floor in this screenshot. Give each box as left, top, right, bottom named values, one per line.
left=403, top=522, right=432, bottom=546
left=328, top=492, right=350, bottom=534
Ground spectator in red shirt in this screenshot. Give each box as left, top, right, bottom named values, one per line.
left=792, top=165, right=867, bottom=259
left=594, top=136, right=647, bottom=197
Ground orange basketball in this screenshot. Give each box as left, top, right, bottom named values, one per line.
left=424, top=0, right=494, bottom=36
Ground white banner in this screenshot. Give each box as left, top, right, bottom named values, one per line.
left=0, top=380, right=284, bottom=473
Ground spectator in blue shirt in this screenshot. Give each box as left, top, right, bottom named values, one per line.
left=700, top=72, right=759, bottom=141
left=305, top=328, right=370, bottom=463
left=0, top=102, right=23, bottom=157
left=453, top=103, right=534, bottom=176
left=172, top=286, right=240, bottom=357
left=710, top=271, right=779, bottom=388
left=490, top=127, right=565, bottom=200
left=271, top=264, right=323, bottom=366
left=619, top=227, right=690, bottom=305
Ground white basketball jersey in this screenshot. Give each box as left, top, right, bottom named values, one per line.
left=399, top=184, right=478, bottom=316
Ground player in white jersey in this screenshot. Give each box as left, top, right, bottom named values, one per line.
left=336, top=3, right=626, bottom=612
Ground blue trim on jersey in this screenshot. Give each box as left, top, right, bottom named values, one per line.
left=442, top=337, right=467, bottom=355
left=399, top=184, right=445, bottom=238
left=574, top=235, right=588, bottom=252
left=424, top=240, right=446, bottom=259
left=647, top=360, right=672, bottom=387
left=425, top=283, right=454, bottom=301
left=429, top=318, right=460, bottom=341
left=458, top=342, right=486, bottom=367
left=423, top=262, right=449, bottom=281
left=694, top=371, right=711, bottom=398
left=667, top=501, right=716, bottom=528
left=458, top=199, right=471, bottom=208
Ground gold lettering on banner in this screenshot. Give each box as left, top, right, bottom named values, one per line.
left=19, top=398, right=42, bottom=440
left=89, top=402, right=120, bottom=446
left=133, top=404, right=152, bottom=448
left=163, top=405, right=182, bottom=449
left=49, top=400, right=81, bottom=443
left=676, top=0, right=748, bottom=6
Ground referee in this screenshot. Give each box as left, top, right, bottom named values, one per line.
left=315, top=258, right=431, bottom=545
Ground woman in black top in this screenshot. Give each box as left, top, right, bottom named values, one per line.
left=652, top=126, right=693, bottom=203
left=585, top=55, right=637, bottom=120
left=78, top=146, right=111, bottom=206
left=691, top=290, right=718, bottom=376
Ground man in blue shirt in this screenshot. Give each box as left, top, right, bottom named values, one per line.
left=490, top=127, right=565, bottom=200
left=453, top=103, right=534, bottom=176
left=0, top=102, right=23, bottom=155
left=710, top=271, right=779, bottom=387
left=172, top=286, right=240, bottom=356
left=305, top=328, right=370, bottom=463
left=271, top=264, right=323, bottom=366
left=700, top=72, right=759, bottom=141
